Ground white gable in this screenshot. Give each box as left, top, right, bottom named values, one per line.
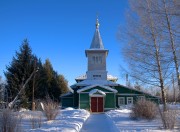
left=77, top=84, right=117, bottom=93
left=89, top=89, right=106, bottom=97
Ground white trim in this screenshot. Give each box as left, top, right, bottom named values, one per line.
left=118, top=97, right=125, bottom=106
left=90, top=94, right=105, bottom=97
left=127, top=97, right=133, bottom=105
left=77, top=85, right=117, bottom=93
left=80, top=92, right=113, bottom=93
left=89, top=89, right=106, bottom=97
left=117, top=93, right=140, bottom=96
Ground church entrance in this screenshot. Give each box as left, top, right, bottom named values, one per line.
left=90, top=97, right=104, bottom=113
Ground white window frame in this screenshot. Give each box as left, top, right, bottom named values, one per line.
left=138, top=96, right=145, bottom=101
left=127, top=97, right=133, bottom=105
left=118, top=97, right=125, bottom=106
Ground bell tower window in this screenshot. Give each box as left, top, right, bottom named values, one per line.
left=92, top=56, right=102, bottom=64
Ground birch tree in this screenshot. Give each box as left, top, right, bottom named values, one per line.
left=159, top=0, right=180, bottom=96
left=119, top=0, right=171, bottom=111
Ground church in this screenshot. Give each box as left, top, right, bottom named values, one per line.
left=61, top=19, right=159, bottom=113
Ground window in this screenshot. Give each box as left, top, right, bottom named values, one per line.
left=92, top=56, right=102, bottom=64
left=118, top=97, right=125, bottom=106
left=98, top=56, right=102, bottom=64
left=93, top=75, right=101, bottom=77
left=127, top=97, right=133, bottom=105
left=138, top=96, right=145, bottom=101
left=92, top=56, right=96, bottom=64
left=96, top=56, right=98, bottom=63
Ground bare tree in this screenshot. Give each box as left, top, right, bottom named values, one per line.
left=119, top=0, right=173, bottom=111
left=160, top=0, right=180, bottom=97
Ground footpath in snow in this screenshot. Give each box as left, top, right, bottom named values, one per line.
left=80, top=113, right=119, bottom=132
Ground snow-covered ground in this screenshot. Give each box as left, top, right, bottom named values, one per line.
left=18, top=108, right=90, bottom=132
left=106, top=104, right=180, bottom=132
left=80, top=113, right=119, bottom=132
left=2, top=104, right=180, bottom=132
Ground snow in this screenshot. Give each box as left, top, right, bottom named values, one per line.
left=76, top=79, right=119, bottom=86
left=75, top=74, right=118, bottom=81
left=89, top=89, right=106, bottom=97
left=17, top=108, right=90, bottom=132
left=80, top=114, right=119, bottom=132
left=77, top=84, right=117, bottom=93
left=3, top=104, right=179, bottom=131
left=106, top=105, right=180, bottom=132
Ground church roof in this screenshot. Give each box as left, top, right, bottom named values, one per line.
left=77, top=85, right=118, bottom=93
left=75, top=74, right=118, bottom=81
left=75, top=79, right=118, bottom=87
left=90, top=19, right=104, bottom=49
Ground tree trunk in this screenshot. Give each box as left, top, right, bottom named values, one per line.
left=146, top=0, right=167, bottom=111
left=162, top=0, right=180, bottom=98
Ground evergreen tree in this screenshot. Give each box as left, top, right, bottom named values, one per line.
left=5, top=39, right=37, bottom=108
left=57, top=74, right=69, bottom=94
left=36, top=59, right=69, bottom=101
left=5, top=39, right=69, bottom=108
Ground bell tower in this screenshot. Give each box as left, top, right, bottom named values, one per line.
left=85, top=18, right=109, bottom=80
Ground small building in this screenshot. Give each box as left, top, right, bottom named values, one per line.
left=61, top=19, right=159, bottom=113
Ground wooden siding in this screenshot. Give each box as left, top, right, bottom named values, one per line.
left=115, top=86, right=160, bottom=107
left=104, top=93, right=116, bottom=109
left=79, top=93, right=89, bottom=109
left=61, top=97, right=74, bottom=108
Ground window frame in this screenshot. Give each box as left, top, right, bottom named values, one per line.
left=138, top=96, right=145, bottom=101
left=118, top=97, right=125, bottom=106
left=127, top=97, right=133, bottom=105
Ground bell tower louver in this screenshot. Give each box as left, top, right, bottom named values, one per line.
left=85, top=18, right=109, bottom=80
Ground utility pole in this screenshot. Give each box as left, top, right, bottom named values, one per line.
left=172, top=74, right=176, bottom=103
left=126, top=74, right=128, bottom=86
left=178, top=71, right=180, bottom=102
left=32, top=59, right=37, bottom=111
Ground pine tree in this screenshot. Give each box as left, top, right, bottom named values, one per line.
left=57, top=75, right=69, bottom=94
left=5, top=39, right=69, bottom=108
left=36, top=59, right=69, bottom=101
left=5, top=39, right=37, bottom=108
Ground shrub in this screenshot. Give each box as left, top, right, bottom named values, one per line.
left=159, top=107, right=178, bottom=129
left=30, top=113, right=42, bottom=129
left=43, top=98, right=59, bottom=121
left=130, top=99, right=158, bottom=120
left=0, top=109, right=21, bottom=132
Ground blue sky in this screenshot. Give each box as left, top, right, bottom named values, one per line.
left=0, top=0, right=128, bottom=85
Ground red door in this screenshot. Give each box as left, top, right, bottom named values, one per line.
left=91, top=97, right=104, bottom=112
left=91, top=97, right=97, bottom=112
left=97, top=97, right=103, bottom=112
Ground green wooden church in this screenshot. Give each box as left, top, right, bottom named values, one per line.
left=61, top=19, right=159, bottom=113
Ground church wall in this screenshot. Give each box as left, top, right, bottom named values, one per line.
left=87, top=52, right=106, bottom=71
left=104, top=93, right=116, bottom=110
left=79, top=93, right=90, bottom=109
left=61, top=97, right=74, bottom=108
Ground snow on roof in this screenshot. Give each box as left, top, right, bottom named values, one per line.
left=107, top=75, right=118, bottom=80
left=76, top=79, right=119, bottom=86
left=89, top=89, right=106, bottom=97
left=60, top=92, right=73, bottom=97
left=116, top=84, right=160, bottom=98
left=77, top=85, right=118, bottom=93
left=75, top=74, right=118, bottom=81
